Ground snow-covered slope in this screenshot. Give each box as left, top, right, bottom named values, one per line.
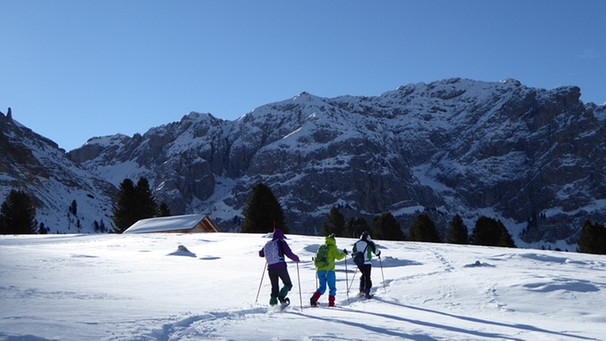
left=0, top=233, right=604, bottom=340
left=0, top=109, right=116, bottom=233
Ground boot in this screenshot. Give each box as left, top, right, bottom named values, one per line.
left=310, top=291, right=321, bottom=307
left=278, top=287, right=290, bottom=303
left=269, top=295, right=278, bottom=306
left=328, top=295, right=335, bottom=307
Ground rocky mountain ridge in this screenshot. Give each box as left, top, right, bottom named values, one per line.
left=0, top=108, right=116, bottom=233
left=2, top=78, right=605, bottom=248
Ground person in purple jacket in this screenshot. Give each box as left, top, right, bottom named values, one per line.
left=259, top=228, right=300, bottom=306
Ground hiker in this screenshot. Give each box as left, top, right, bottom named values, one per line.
left=259, top=228, right=300, bottom=306
left=352, top=231, right=381, bottom=298
left=310, top=233, right=347, bottom=307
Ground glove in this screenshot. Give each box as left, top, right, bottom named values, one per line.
left=343, top=249, right=348, bottom=255
left=294, top=256, right=300, bottom=262
left=376, top=251, right=381, bottom=257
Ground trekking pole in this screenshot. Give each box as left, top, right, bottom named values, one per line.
left=255, top=262, right=267, bottom=303
left=348, top=268, right=358, bottom=292
left=379, top=255, right=387, bottom=294
left=313, top=257, right=318, bottom=289
left=344, top=256, right=350, bottom=304
left=296, top=261, right=303, bottom=310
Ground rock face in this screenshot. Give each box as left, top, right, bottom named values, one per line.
left=64, top=79, right=606, bottom=243
left=0, top=108, right=116, bottom=233
left=2, top=78, right=605, bottom=245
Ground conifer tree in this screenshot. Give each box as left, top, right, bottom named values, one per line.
left=112, top=178, right=138, bottom=232
left=69, top=200, right=78, bottom=216
left=446, top=214, right=469, bottom=244
left=321, top=207, right=345, bottom=236
left=112, top=177, right=159, bottom=233
left=0, top=189, right=36, bottom=234
left=241, top=183, right=288, bottom=233
left=578, top=220, right=606, bottom=254
left=158, top=202, right=171, bottom=217
left=345, top=216, right=368, bottom=238
left=371, top=212, right=405, bottom=241
left=498, top=221, right=516, bottom=248
left=408, top=213, right=442, bottom=243
left=135, top=177, right=158, bottom=220
left=471, top=216, right=516, bottom=248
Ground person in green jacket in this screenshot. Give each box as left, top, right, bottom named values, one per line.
left=310, top=234, right=348, bottom=307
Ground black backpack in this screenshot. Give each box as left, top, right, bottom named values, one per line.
left=353, top=243, right=368, bottom=267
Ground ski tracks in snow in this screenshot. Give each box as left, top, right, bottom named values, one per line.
left=107, top=307, right=269, bottom=341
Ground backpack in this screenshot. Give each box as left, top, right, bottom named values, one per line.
left=353, top=251, right=365, bottom=267
left=264, top=240, right=283, bottom=265
left=314, top=244, right=329, bottom=268
left=353, top=242, right=368, bottom=267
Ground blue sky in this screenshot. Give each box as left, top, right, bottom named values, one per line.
left=1, top=1, right=604, bottom=151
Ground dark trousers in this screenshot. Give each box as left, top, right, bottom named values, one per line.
left=357, top=264, right=372, bottom=293
left=268, top=267, right=293, bottom=300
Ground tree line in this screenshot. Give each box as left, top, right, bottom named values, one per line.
left=0, top=177, right=171, bottom=235
left=2, top=181, right=606, bottom=255
left=240, top=183, right=606, bottom=254
left=319, top=207, right=516, bottom=248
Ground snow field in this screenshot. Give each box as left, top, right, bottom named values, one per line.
left=1, top=233, right=605, bottom=340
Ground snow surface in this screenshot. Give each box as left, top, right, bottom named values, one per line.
left=1, top=233, right=605, bottom=341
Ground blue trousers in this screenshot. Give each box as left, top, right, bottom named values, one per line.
left=316, top=270, right=337, bottom=296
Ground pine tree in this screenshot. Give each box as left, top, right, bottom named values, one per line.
left=0, top=189, right=37, bottom=234
left=371, top=212, right=405, bottom=241
left=38, top=222, right=48, bottom=234
left=321, top=207, right=345, bottom=236
left=158, top=202, right=171, bottom=217
left=69, top=200, right=78, bottom=216
left=111, top=177, right=159, bottom=233
left=471, top=216, right=516, bottom=248
left=345, top=216, right=368, bottom=238
left=112, top=178, right=139, bottom=232
left=498, top=221, right=516, bottom=248
left=135, top=177, right=158, bottom=220
left=241, top=183, right=288, bottom=233
left=408, top=213, right=442, bottom=243
left=446, top=214, right=469, bottom=244
left=578, top=220, right=606, bottom=254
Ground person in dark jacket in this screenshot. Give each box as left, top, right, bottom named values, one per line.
left=352, top=231, right=381, bottom=298
left=259, top=229, right=300, bottom=306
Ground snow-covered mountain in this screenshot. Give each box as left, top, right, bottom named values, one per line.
left=0, top=108, right=116, bottom=233
left=2, top=78, right=606, bottom=249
